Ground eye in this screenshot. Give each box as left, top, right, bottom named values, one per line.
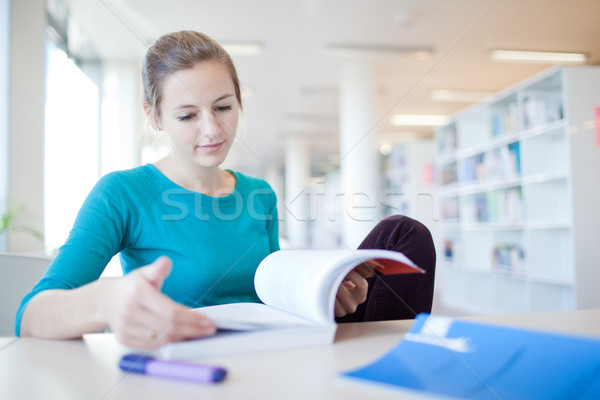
left=214, top=105, right=232, bottom=113
left=178, top=113, right=196, bottom=122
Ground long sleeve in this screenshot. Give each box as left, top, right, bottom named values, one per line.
left=14, top=172, right=133, bottom=335
left=16, top=166, right=281, bottom=335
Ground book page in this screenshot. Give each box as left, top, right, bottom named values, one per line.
left=194, top=303, right=316, bottom=330
left=254, top=249, right=420, bottom=326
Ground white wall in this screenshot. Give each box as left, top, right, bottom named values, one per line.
left=564, top=67, right=600, bottom=309
left=8, top=0, right=46, bottom=252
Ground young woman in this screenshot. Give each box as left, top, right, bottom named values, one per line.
left=17, top=31, right=436, bottom=349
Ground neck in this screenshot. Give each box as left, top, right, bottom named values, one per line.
left=154, top=155, right=235, bottom=196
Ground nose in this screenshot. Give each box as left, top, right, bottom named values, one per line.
left=199, top=112, right=220, bottom=139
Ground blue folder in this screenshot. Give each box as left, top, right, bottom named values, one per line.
left=342, top=314, right=600, bottom=399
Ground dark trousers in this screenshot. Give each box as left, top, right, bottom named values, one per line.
left=336, top=215, right=436, bottom=323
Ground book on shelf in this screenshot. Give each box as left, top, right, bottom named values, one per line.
left=522, top=94, right=563, bottom=129
left=157, top=248, right=423, bottom=360
left=492, top=244, right=526, bottom=276
left=437, top=124, right=457, bottom=154
left=440, top=163, right=458, bottom=186
left=441, top=198, right=459, bottom=221
left=491, top=101, right=518, bottom=137
left=487, top=188, right=523, bottom=223
left=460, top=143, right=521, bottom=184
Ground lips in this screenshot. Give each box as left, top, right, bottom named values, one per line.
left=198, top=141, right=224, bottom=153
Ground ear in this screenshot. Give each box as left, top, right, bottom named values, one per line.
left=143, top=102, right=161, bottom=131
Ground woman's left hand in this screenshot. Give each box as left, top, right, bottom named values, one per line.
left=334, top=268, right=371, bottom=317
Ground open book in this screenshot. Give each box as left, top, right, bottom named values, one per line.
left=158, top=249, right=424, bottom=360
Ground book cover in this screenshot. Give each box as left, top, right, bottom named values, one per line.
left=342, top=313, right=600, bottom=399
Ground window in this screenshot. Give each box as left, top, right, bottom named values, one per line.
left=44, top=39, right=100, bottom=251
left=0, top=0, right=9, bottom=251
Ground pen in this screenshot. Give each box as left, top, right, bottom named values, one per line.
left=119, top=354, right=227, bottom=384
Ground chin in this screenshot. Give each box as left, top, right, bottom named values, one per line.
left=193, top=156, right=228, bottom=169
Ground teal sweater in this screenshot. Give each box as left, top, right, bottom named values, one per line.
left=16, top=164, right=279, bottom=335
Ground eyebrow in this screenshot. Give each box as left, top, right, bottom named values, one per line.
left=171, top=94, right=235, bottom=111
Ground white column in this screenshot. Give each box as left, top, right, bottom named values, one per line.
left=8, top=0, right=46, bottom=252
left=284, top=137, right=310, bottom=249
left=100, top=62, right=139, bottom=175
left=339, top=61, right=380, bottom=248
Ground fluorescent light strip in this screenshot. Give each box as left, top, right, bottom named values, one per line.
left=390, top=114, right=449, bottom=127
left=489, top=50, right=587, bottom=64
left=431, top=89, right=494, bottom=103
left=325, top=44, right=433, bottom=59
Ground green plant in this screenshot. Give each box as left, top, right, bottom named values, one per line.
left=0, top=203, right=43, bottom=240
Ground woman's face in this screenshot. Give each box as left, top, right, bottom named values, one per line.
left=155, top=61, right=239, bottom=169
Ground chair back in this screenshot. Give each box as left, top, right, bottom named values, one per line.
left=0, top=253, right=51, bottom=336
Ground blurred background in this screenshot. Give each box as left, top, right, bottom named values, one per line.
left=2, top=0, right=600, bottom=315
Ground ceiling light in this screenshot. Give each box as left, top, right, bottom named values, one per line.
left=489, top=50, right=587, bottom=64
left=431, top=89, right=494, bottom=103
left=379, top=143, right=392, bottom=155
left=221, top=42, right=263, bottom=56
left=390, top=114, right=449, bottom=126
left=379, top=131, right=424, bottom=144
left=325, top=44, right=433, bottom=59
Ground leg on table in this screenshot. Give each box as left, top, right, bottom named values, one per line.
left=337, top=215, right=436, bottom=322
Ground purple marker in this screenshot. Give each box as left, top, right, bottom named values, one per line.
left=119, top=354, right=227, bottom=384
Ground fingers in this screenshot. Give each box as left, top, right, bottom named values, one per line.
left=140, top=256, right=172, bottom=289
left=114, top=297, right=216, bottom=349
left=335, top=270, right=369, bottom=318
left=354, top=262, right=376, bottom=278
left=342, top=280, right=356, bottom=290
left=112, top=308, right=165, bottom=349
left=335, top=286, right=359, bottom=317
left=161, top=308, right=216, bottom=343
left=136, top=290, right=216, bottom=347
left=334, top=298, right=348, bottom=318
left=114, top=296, right=214, bottom=341
left=345, top=270, right=369, bottom=295
left=335, top=288, right=363, bottom=317
left=109, top=259, right=216, bottom=349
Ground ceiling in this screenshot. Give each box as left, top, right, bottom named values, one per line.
left=62, top=0, right=600, bottom=176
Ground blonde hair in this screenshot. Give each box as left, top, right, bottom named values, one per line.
left=142, top=31, right=242, bottom=117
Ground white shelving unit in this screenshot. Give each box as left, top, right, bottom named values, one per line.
left=435, top=66, right=600, bottom=315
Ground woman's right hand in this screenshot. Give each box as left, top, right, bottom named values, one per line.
left=106, top=256, right=216, bottom=349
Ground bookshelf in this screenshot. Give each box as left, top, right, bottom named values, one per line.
left=435, top=66, right=600, bottom=315
left=381, top=141, right=438, bottom=237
